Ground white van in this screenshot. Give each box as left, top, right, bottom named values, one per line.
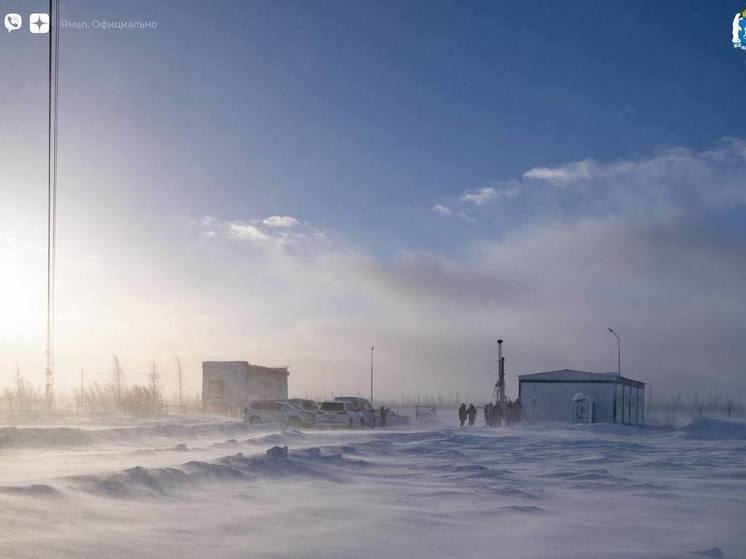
left=243, top=400, right=315, bottom=427
left=316, top=400, right=363, bottom=428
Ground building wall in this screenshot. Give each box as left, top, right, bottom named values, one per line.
left=520, top=381, right=616, bottom=423
left=202, top=361, right=250, bottom=416
left=246, top=364, right=288, bottom=402
left=520, top=380, right=645, bottom=424
left=613, top=383, right=645, bottom=425
left=202, top=361, right=288, bottom=416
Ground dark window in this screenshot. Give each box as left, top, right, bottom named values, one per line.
left=320, top=402, right=344, bottom=411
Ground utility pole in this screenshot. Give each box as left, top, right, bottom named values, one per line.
left=45, top=0, right=61, bottom=410
left=370, top=346, right=374, bottom=407
left=608, top=328, right=621, bottom=375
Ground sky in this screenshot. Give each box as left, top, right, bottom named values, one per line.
left=1, top=0, right=746, bottom=402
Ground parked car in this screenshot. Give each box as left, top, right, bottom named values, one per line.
left=243, top=400, right=315, bottom=427
left=334, top=396, right=376, bottom=427
left=288, top=398, right=320, bottom=412
left=383, top=409, right=410, bottom=427
left=316, top=400, right=364, bottom=428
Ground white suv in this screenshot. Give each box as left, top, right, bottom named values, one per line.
left=243, top=400, right=315, bottom=427
left=316, top=400, right=364, bottom=428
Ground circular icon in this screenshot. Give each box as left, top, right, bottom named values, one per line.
left=4, top=13, right=22, bottom=32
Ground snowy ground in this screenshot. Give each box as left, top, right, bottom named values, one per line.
left=1, top=415, right=745, bottom=559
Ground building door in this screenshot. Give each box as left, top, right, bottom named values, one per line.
left=572, top=393, right=593, bottom=424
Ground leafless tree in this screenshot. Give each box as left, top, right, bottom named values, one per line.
left=149, top=361, right=162, bottom=407
left=111, top=354, right=126, bottom=411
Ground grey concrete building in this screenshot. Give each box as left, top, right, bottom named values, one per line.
left=202, top=361, right=289, bottom=416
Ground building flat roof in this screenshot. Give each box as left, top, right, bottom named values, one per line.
left=518, top=369, right=644, bottom=387
left=202, top=361, right=289, bottom=376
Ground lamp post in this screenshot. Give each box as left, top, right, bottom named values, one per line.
left=370, top=346, right=374, bottom=407
left=608, top=328, right=621, bottom=376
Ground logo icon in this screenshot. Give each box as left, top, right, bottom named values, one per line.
left=732, top=8, right=746, bottom=49
left=4, top=13, right=22, bottom=32
left=29, top=12, right=49, bottom=34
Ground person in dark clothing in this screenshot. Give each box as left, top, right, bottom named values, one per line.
left=458, top=403, right=467, bottom=426
left=379, top=406, right=389, bottom=428
left=467, top=403, right=477, bottom=426
left=505, top=400, right=513, bottom=427
left=484, top=403, right=491, bottom=426
left=493, top=401, right=503, bottom=427
left=513, top=399, right=523, bottom=424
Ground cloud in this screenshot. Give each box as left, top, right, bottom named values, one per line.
left=227, top=222, right=269, bottom=242
left=263, top=216, right=300, bottom=228
left=455, top=210, right=477, bottom=225
left=192, top=215, right=327, bottom=253
left=523, top=159, right=597, bottom=185
left=432, top=204, right=452, bottom=216
left=460, top=187, right=497, bottom=205
left=442, top=141, right=746, bottom=236
left=40, top=140, right=746, bottom=400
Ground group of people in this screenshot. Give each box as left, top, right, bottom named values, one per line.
left=484, top=399, right=522, bottom=427
left=458, top=399, right=522, bottom=427
left=457, top=403, right=478, bottom=425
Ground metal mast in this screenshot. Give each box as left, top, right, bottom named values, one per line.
left=46, top=0, right=60, bottom=409
left=494, top=339, right=506, bottom=405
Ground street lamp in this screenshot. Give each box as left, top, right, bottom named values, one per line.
left=608, top=328, right=621, bottom=376
left=370, top=346, right=374, bottom=406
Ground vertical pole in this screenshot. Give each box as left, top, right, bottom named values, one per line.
left=609, top=328, right=621, bottom=376
left=370, top=346, right=374, bottom=407
left=497, top=339, right=505, bottom=405
left=45, top=0, right=53, bottom=409
left=177, top=355, right=183, bottom=407
left=45, top=0, right=60, bottom=410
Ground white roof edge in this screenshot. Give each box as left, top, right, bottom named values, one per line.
left=517, top=369, right=644, bottom=384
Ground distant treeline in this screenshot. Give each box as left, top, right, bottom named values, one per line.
left=1, top=354, right=168, bottom=419
left=3, top=361, right=743, bottom=421
left=646, top=391, right=743, bottom=418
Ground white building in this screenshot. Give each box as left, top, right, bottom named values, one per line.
left=202, top=361, right=289, bottom=417
left=518, top=369, right=645, bottom=425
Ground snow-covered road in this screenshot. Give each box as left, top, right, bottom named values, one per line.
left=1, top=417, right=745, bottom=558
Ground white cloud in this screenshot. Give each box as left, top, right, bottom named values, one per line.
left=460, top=187, right=497, bottom=205
left=193, top=215, right=328, bottom=253
left=523, top=159, right=597, bottom=185
left=456, top=210, right=477, bottom=224
left=227, top=222, right=269, bottom=242
left=442, top=141, right=746, bottom=227
left=263, top=215, right=300, bottom=228
left=432, top=204, right=452, bottom=216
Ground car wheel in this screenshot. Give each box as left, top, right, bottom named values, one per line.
left=249, top=415, right=261, bottom=424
